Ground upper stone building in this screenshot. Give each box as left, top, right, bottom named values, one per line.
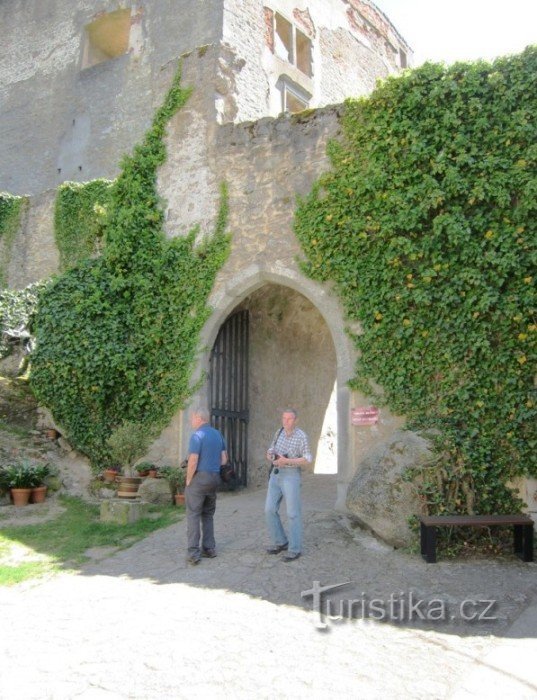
left=0, top=0, right=411, bottom=195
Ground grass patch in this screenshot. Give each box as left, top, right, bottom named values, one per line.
left=0, top=495, right=183, bottom=586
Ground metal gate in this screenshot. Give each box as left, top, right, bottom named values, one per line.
left=209, top=310, right=249, bottom=486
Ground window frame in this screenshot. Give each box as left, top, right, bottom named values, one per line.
left=272, top=11, right=313, bottom=78
left=277, top=75, right=312, bottom=114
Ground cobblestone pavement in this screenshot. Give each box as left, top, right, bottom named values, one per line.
left=1, top=474, right=536, bottom=699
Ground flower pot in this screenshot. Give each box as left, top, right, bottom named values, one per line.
left=103, top=469, right=119, bottom=483
left=30, top=485, right=48, bottom=504
left=148, top=469, right=158, bottom=478
left=11, top=488, right=32, bottom=506
left=174, top=493, right=185, bottom=506
left=116, top=475, right=142, bottom=498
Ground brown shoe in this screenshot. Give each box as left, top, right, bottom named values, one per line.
left=202, top=549, right=217, bottom=558
left=266, top=543, right=288, bottom=554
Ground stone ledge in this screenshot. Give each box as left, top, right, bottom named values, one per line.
left=100, top=498, right=149, bottom=525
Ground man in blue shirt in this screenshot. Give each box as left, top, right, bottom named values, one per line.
left=185, top=407, right=228, bottom=565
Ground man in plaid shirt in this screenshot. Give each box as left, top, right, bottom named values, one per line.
left=265, top=408, right=313, bottom=561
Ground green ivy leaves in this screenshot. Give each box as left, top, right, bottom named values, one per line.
left=0, top=193, right=27, bottom=287
left=295, top=48, right=537, bottom=515
left=54, top=180, right=112, bottom=272
left=30, top=66, right=230, bottom=468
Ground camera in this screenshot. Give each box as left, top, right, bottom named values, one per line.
left=272, top=453, right=288, bottom=475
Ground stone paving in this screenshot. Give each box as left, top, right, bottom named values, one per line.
left=1, top=473, right=536, bottom=699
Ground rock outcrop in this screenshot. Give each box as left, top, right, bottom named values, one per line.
left=346, top=430, right=435, bottom=547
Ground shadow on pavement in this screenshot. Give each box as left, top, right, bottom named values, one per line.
left=72, top=473, right=537, bottom=641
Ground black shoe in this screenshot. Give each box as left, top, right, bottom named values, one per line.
left=187, top=555, right=201, bottom=566
left=202, top=549, right=217, bottom=558
left=282, top=552, right=301, bottom=562
left=266, top=543, right=288, bottom=554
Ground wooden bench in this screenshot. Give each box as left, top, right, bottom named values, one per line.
left=419, top=514, right=534, bottom=563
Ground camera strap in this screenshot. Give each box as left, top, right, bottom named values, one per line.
left=269, top=427, right=285, bottom=478
left=273, top=426, right=285, bottom=455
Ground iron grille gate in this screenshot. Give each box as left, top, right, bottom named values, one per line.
left=209, top=310, right=249, bottom=487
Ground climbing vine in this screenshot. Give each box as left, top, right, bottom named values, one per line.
left=31, top=65, right=231, bottom=468
left=295, top=48, right=536, bottom=515
left=54, top=180, right=112, bottom=272
left=0, top=193, right=27, bottom=287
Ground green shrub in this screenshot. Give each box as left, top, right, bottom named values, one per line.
left=295, top=48, right=537, bottom=515
left=2, top=462, right=37, bottom=489
left=54, top=180, right=112, bottom=272
left=0, top=193, right=27, bottom=287
left=106, top=421, right=153, bottom=475
left=159, top=465, right=186, bottom=494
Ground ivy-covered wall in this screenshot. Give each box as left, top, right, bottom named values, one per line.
left=54, top=180, right=112, bottom=272
left=30, top=66, right=231, bottom=469
left=0, top=193, right=27, bottom=287
left=295, top=48, right=536, bottom=515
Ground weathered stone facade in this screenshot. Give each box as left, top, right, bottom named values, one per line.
left=0, top=0, right=223, bottom=195
left=0, top=0, right=411, bottom=195
left=155, top=47, right=405, bottom=505
left=0, top=2, right=413, bottom=512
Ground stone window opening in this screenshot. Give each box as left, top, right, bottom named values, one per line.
left=277, top=76, right=311, bottom=114
left=399, top=48, right=408, bottom=69
left=273, top=11, right=313, bottom=77
left=81, top=8, right=131, bottom=70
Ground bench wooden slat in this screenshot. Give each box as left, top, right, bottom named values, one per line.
left=419, top=513, right=534, bottom=563
left=419, top=514, right=534, bottom=527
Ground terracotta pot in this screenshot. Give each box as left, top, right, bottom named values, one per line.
left=116, top=475, right=142, bottom=499
left=103, top=469, right=119, bottom=483
left=11, top=488, right=32, bottom=506
left=174, top=493, right=185, bottom=506
left=30, top=485, right=48, bottom=504
left=148, top=469, right=158, bottom=478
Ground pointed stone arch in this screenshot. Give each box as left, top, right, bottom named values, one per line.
left=185, top=264, right=356, bottom=508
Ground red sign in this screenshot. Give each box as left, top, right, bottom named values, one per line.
left=351, top=406, right=379, bottom=426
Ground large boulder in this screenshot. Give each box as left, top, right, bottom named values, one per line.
left=138, top=477, right=173, bottom=505
left=346, top=430, right=435, bottom=547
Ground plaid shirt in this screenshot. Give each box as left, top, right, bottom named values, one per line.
left=270, top=427, right=312, bottom=463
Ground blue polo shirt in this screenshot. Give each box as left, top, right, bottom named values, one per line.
left=188, top=423, right=226, bottom=473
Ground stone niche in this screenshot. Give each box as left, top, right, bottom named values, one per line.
left=235, top=283, right=337, bottom=488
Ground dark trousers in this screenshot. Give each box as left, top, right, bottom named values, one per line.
left=185, top=471, right=221, bottom=556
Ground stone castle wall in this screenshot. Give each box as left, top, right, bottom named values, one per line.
left=5, top=46, right=405, bottom=503
left=0, top=3, right=411, bottom=505
left=0, top=0, right=223, bottom=195
left=0, top=0, right=410, bottom=196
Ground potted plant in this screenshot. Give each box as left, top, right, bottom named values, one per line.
left=0, top=465, right=11, bottom=498
left=30, top=463, right=51, bottom=503
left=3, top=462, right=36, bottom=506
left=106, top=421, right=153, bottom=499
left=102, top=466, right=120, bottom=483
left=159, top=465, right=187, bottom=505
left=135, top=462, right=153, bottom=478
